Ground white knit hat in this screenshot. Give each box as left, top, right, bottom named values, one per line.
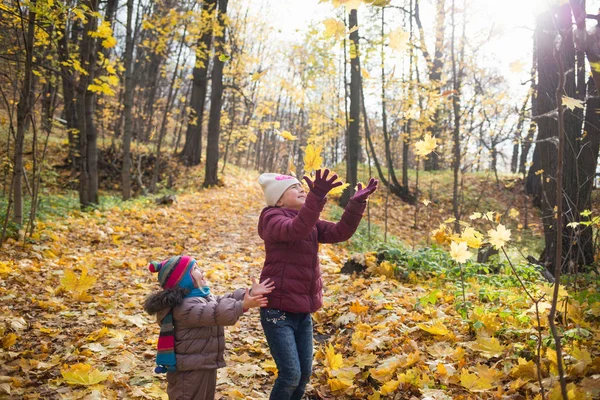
left=258, top=173, right=301, bottom=206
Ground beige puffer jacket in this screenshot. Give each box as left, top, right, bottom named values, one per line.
left=151, top=288, right=246, bottom=371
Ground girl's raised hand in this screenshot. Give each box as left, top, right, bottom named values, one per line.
left=251, top=277, right=275, bottom=296
left=303, top=169, right=343, bottom=199
left=350, top=178, right=379, bottom=202
left=242, top=289, right=269, bottom=309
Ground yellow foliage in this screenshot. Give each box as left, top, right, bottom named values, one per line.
left=60, top=266, right=97, bottom=302
left=61, top=363, right=110, bottom=385
left=460, top=368, right=495, bottom=392
left=510, top=358, right=537, bottom=382
left=349, top=300, right=369, bottom=314
left=325, top=344, right=344, bottom=371
left=417, top=319, right=450, bottom=336
left=467, top=336, right=506, bottom=359
left=380, top=378, right=400, bottom=395
left=2, top=333, right=17, bottom=349
left=303, top=144, right=323, bottom=172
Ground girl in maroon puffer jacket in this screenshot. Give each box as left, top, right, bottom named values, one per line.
left=258, top=169, right=378, bottom=400
left=144, top=255, right=274, bottom=399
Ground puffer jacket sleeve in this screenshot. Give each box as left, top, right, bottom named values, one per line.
left=215, top=288, right=246, bottom=302
left=175, top=295, right=244, bottom=328
left=317, top=198, right=366, bottom=243
left=261, top=192, right=327, bottom=242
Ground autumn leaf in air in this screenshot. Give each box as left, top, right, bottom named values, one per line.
left=323, top=18, right=345, bottom=39
left=509, top=60, right=526, bottom=73
left=276, top=129, right=297, bottom=141
left=388, top=28, right=410, bottom=52
left=303, top=144, right=323, bottom=172
left=414, top=133, right=437, bottom=157
left=562, top=95, right=584, bottom=111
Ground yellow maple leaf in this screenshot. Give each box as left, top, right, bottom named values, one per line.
left=487, top=224, right=511, bottom=250
left=467, top=336, right=506, bottom=359
left=60, top=266, right=97, bottom=301
left=328, top=377, right=351, bottom=392
left=323, top=18, right=345, bottom=39
left=449, top=241, right=472, bottom=263
left=61, top=363, right=110, bottom=385
left=509, top=60, right=526, bottom=73
left=303, top=144, right=323, bottom=173
left=417, top=320, right=450, bottom=336
left=461, top=227, right=484, bottom=249
left=388, top=27, right=410, bottom=52
left=251, top=70, right=267, bottom=81
left=277, top=129, right=297, bottom=141
left=509, top=208, right=520, bottom=219
left=143, top=383, right=169, bottom=400
left=460, top=368, right=494, bottom=392
left=562, top=95, right=584, bottom=111
left=414, top=133, right=437, bottom=157
left=325, top=344, right=344, bottom=371
left=369, top=356, right=401, bottom=383
left=380, top=378, right=400, bottom=395
left=349, top=300, right=369, bottom=314
left=2, top=333, right=17, bottom=349
left=569, top=346, right=592, bottom=376
left=510, top=357, right=537, bottom=382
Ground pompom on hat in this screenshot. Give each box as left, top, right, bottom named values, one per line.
left=258, top=173, right=301, bottom=206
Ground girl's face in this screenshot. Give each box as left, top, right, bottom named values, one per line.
left=191, top=264, right=208, bottom=288
left=276, top=183, right=306, bottom=210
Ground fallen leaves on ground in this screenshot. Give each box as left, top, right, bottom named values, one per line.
left=0, top=166, right=598, bottom=399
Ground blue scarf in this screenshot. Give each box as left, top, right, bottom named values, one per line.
left=154, top=286, right=211, bottom=373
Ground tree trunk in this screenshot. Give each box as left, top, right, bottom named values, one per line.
left=340, top=9, right=360, bottom=207
left=450, top=0, right=463, bottom=229
left=181, top=0, right=216, bottom=165
left=77, top=0, right=99, bottom=207
left=13, top=1, right=37, bottom=225
left=122, top=0, right=135, bottom=200
left=203, top=0, right=229, bottom=187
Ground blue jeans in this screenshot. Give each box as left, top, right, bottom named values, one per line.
left=260, top=308, right=313, bottom=400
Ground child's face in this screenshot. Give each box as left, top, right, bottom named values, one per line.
left=191, top=265, right=208, bottom=288
left=276, top=183, right=306, bottom=210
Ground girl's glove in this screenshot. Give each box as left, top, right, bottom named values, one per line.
left=350, top=178, right=379, bottom=202
left=303, top=169, right=343, bottom=199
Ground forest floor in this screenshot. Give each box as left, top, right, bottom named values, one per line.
left=0, top=154, right=599, bottom=399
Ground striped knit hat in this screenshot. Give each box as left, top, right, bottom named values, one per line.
left=148, top=255, right=197, bottom=373
left=149, top=255, right=197, bottom=291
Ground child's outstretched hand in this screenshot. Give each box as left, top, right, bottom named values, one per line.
left=242, top=289, right=268, bottom=309
left=251, top=277, right=275, bottom=296
left=351, top=178, right=379, bottom=202
left=303, top=168, right=343, bottom=199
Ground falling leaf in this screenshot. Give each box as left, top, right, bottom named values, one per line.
left=414, top=134, right=437, bottom=157
left=303, top=144, right=323, bottom=172
left=323, top=18, right=345, bottom=39
left=218, top=54, right=230, bottom=62
left=449, top=241, right=472, bottom=263
left=508, top=208, right=520, bottom=219
left=562, top=95, right=584, bottom=111
left=61, top=363, right=110, bottom=385
left=509, top=60, right=526, bottom=73
left=275, top=129, right=297, bottom=141
left=388, top=28, right=410, bottom=52
left=487, top=224, right=511, bottom=250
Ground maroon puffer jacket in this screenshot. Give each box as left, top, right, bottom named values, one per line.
left=258, top=192, right=366, bottom=313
